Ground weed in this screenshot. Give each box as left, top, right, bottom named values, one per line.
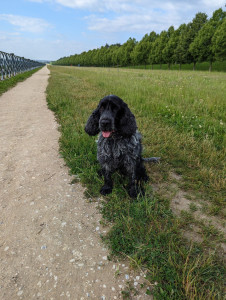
left=189, top=203, right=198, bottom=212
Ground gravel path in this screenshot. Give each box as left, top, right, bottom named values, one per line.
left=0, top=66, right=151, bottom=299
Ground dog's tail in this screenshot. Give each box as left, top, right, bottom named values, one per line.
left=142, top=157, right=160, bottom=163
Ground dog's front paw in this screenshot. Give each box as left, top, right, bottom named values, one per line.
left=100, top=185, right=112, bottom=195
left=128, top=185, right=145, bottom=198
left=128, top=186, right=138, bottom=198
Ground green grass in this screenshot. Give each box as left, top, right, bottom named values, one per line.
left=0, top=67, right=43, bottom=96
left=46, top=65, right=225, bottom=299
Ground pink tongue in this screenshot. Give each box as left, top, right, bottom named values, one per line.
left=102, top=131, right=112, bottom=138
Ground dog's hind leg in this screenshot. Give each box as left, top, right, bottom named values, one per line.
left=136, top=160, right=149, bottom=183
left=125, top=165, right=139, bottom=198
left=127, top=176, right=137, bottom=198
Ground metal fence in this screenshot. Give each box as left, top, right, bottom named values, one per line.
left=0, top=51, right=45, bottom=80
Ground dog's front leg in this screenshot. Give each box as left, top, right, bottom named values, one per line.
left=100, top=168, right=113, bottom=195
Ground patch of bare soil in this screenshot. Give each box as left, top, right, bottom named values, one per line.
left=0, top=67, right=152, bottom=299
left=154, top=171, right=225, bottom=254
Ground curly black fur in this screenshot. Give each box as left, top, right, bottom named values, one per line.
left=85, top=95, right=156, bottom=198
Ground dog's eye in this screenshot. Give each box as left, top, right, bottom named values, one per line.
left=111, top=104, right=118, bottom=112
left=100, top=106, right=104, bottom=113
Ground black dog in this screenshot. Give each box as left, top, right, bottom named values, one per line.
left=85, top=95, right=159, bottom=198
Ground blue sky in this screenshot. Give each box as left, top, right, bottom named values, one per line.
left=0, top=0, right=225, bottom=61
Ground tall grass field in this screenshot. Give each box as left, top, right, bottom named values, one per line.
left=46, top=65, right=225, bottom=299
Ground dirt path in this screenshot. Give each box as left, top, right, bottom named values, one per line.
left=0, top=67, right=151, bottom=300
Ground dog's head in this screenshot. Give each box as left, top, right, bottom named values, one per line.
left=85, top=95, right=137, bottom=138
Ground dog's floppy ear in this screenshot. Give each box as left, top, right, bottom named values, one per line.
left=118, top=102, right=137, bottom=137
left=85, top=105, right=100, bottom=136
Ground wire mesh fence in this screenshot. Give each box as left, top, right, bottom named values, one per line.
left=0, top=51, right=45, bottom=80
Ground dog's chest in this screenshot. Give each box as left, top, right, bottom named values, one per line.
left=97, top=134, right=140, bottom=165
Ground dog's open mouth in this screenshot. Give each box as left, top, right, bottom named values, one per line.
left=102, top=131, right=113, bottom=138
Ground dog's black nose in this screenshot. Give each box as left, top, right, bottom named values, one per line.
left=100, top=119, right=110, bottom=127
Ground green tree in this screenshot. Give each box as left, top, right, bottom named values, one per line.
left=162, top=26, right=176, bottom=69
left=174, top=23, right=190, bottom=69
left=174, top=13, right=206, bottom=70
left=131, top=32, right=157, bottom=68
left=189, top=23, right=214, bottom=70
left=118, top=38, right=137, bottom=66
left=111, top=44, right=121, bottom=66
left=148, top=32, right=159, bottom=68
left=130, top=34, right=148, bottom=66
left=106, top=44, right=121, bottom=67
left=212, top=18, right=226, bottom=61
left=189, top=8, right=226, bottom=71
left=150, top=31, right=168, bottom=68
left=189, top=12, right=208, bottom=69
left=173, top=13, right=208, bottom=70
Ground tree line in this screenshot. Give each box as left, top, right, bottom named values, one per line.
left=53, top=8, right=226, bottom=71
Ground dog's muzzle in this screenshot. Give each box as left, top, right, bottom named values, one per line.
left=100, top=117, right=114, bottom=138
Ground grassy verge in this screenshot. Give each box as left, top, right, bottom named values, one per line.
left=46, top=65, right=225, bottom=299
left=0, top=67, right=43, bottom=96
left=124, top=60, right=226, bottom=72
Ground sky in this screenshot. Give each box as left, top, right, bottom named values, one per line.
left=0, top=0, right=225, bottom=61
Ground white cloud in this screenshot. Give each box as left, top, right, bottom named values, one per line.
left=56, top=0, right=98, bottom=9
left=87, top=10, right=181, bottom=34
left=87, top=14, right=151, bottom=33
left=27, top=0, right=226, bottom=14
left=0, top=14, right=51, bottom=33
left=54, top=0, right=129, bottom=12
left=84, top=0, right=225, bottom=33
left=26, top=0, right=225, bottom=34
left=201, top=0, right=225, bottom=9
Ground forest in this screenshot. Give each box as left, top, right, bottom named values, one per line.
left=53, top=8, right=226, bottom=71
